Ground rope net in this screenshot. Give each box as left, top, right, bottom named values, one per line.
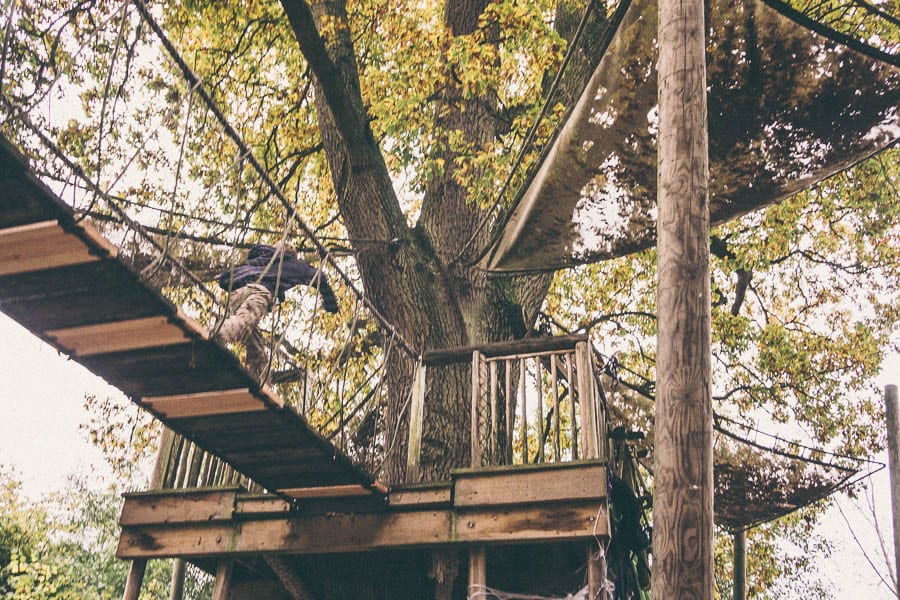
left=0, top=0, right=416, bottom=478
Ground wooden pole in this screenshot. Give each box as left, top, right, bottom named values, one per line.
left=885, top=384, right=900, bottom=598
left=169, top=558, right=187, bottom=600
left=468, top=546, right=487, bottom=599
left=733, top=529, right=746, bottom=600
left=586, top=546, right=607, bottom=600
left=406, top=360, right=427, bottom=483
left=122, top=559, right=147, bottom=600
left=212, top=560, right=234, bottom=600
left=653, top=0, right=713, bottom=595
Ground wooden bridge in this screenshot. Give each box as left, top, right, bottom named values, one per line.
left=0, top=136, right=610, bottom=599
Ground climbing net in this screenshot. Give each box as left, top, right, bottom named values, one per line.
left=0, top=0, right=420, bottom=474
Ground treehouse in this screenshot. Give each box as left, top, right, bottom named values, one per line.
left=0, top=0, right=896, bottom=596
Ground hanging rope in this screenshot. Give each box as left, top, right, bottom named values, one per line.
left=129, top=0, right=417, bottom=357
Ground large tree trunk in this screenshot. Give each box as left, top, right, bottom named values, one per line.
left=280, top=0, right=553, bottom=484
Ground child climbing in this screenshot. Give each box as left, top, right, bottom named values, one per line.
left=211, top=243, right=339, bottom=379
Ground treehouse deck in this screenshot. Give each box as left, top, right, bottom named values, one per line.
left=0, top=135, right=611, bottom=597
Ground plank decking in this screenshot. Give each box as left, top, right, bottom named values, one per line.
left=0, top=136, right=379, bottom=498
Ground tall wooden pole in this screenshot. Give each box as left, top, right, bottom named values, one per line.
left=885, top=384, right=900, bottom=597
left=653, top=0, right=713, bottom=594
left=733, top=529, right=746, bottom=600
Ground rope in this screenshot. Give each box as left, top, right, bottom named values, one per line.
left=450, top=0, right=604, bottom=266
left=129, top=0, right=418, bottom=357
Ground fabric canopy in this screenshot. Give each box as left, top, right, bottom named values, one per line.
left=480, top=0, right=899, bottom=272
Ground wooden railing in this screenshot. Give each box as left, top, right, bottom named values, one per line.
left=407, top=334, right=607, bottom=480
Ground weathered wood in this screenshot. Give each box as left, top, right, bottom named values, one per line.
left=212, top=560, right=234, bottom=600
left=471, top=351, right=484, bottom=467
left=504, top=360, right=513, bottom=464
left=46, top=315, right=188, bottom=356
left=169, top=558, right=187, bottom=600
left=519, top=361, right=528, bottom=463
left=279, top=484, right=374, bottom=499
left=234, top=495, right=293, bottom=517
left=490, top=360, right=498, bottom=463
left=120, top=488, right=239, bottom=526
left=453, top=503, right=607, bottom=543
left=733, top=529, right=746, bottom=600
left=0, top=220, right=102, bottom=275
left=587, top=545, right=607, bottom=600
left=566, top=355, right=578, bottom=459
left=422, top=334, right=588, bottom=366
left=653, top=0, right=714, bottom=595
left=884, top=384, right=900, bottom=598
left=122, top=559, right=147, bottom=600
left=535, top=356, right=544, bottom=463
left=574, top=342, right=598, bottom=459
left=388, top=485, right=453, bottom=508
left=150, top=428, right=177, bottom=490
left=468, top=547, right=486, bottom=599
left=142, top=388, right=271, bottom=419
left=551, top=354, right=560, bottom=460
left=453, top=463, right=606, bottom=508
left=406, top=361, right=427, bottom=483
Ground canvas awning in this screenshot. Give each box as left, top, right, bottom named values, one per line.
left=479, top=0, right=899, bottom=273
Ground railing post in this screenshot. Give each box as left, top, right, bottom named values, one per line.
left=406, top=359, right=427, bottom=483
left=471, top=350, right=485, bottom=467
left=575, top=341, right=602, bottom=460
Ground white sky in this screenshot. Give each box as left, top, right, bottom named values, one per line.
left=0, top=312, right=898, bottom=597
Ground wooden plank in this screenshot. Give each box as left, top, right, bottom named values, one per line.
left=388, top=485, right=452, bottom=508
left=118, top=510, right=452, bottom=558
left=120, top=489, right=238, bottom=526
left=575, top=342, right=599, bottom=459
left=453, top=463, right=606, bottom=508
left=142, top=388, right=267, bottom=419
left=45, top=315, right=188, bottom=356
left=406, top=361, right=426, bottom=483
left=212, top=560, right=234, bottom=600
left=454, top=503, right=607, bottom=543
left=279, top=484, right=373, bottom=499
left=471, top=350, right=483, bottom=467
left=423, top=334, right=588, bottom=367
left=468, top=547, right=486, bottom=597
left=235, top=496, right=293, bottom=518
left=0, top=220, right=99, bottom=275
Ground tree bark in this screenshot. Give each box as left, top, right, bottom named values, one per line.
left=652, top=0, right=714, bottom=597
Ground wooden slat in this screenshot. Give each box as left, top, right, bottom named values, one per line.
left=118, top=511, right=452, bottom=558
left=454, top=463, right=606, bottom=508
left=234, top=496, right=293, bottom=518
left=46, top=316, right=187, bottom=356
left=388, top=485, right=452, bottom=508
left=279, top=484, right=373, bottom=499
left=0, top=220, right=99, bottom=275
left=119, top=489, right=239, bottom=526
left=142, top=388, right=267, bottom=419
left=454, top=503, right=607, bottom=543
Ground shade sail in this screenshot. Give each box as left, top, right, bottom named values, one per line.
left=480, top=0, right=900, bottom=273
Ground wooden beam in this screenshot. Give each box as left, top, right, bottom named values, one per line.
left=453, top=503, right=606, bottom=543
left=468, top=547, right=486, bottom=599
left=212, top=560, right=234, bottom=600
left=46, top=315, right=188, bottom=356
left=119, top=488, right=238, bottom=527
left=122, top=559, right=147, bottom=600
left=141, top=388, right=269, bottom=419
left=453, top=463, right=606, bottom=507
left=388, top=485, right=452, bottom=509
left=653, top=0, right=714, bottom=595
left=279, top=484, right=373, bottom=499
left=423, top=334, right=589, bottom=366
left=0, top=220, right=100, bottom=275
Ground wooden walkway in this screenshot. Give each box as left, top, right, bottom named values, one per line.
left=0, top=136, right=381, bottom=499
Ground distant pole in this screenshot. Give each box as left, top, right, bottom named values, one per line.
left=885, top=384, right=900, bottom=597
left=653, top=0, right=713, bottom=595
left=734, top=529, right=746, bottom=600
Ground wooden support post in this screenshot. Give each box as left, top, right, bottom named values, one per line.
left=519, top=359, right=528, bottom=463
left=566, top=353, right=578, bottom=459
left=534, top=356, right=544, bottom=463
left=733, top=529, right=746, bottom=600
left=406, top=360, right=427, bottom=483
left=490, top=360, right=498, bottom=464
left=586, top=545, right=607, bottom=600
left=122, top=559, right=147, bottom=600
left=212, top=560, right=234, bottom=600
left=653, top=0, right=713, bottom=595
left=471, top=351, right=485, bottom=467
left=885, top=383, right=900, bottom=598
left=551, top=354, right=560, bottom=460
left=504, top=360, right=513, bottom=463
left=575, top=342, right=598, bottom=459
left=169, top=558, right=187, bottom=600
left=468, top=546, right=487, bottom=599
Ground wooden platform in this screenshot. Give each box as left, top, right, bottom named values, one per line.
left=0, top=135, right=378, bottom=496
left=117, top=461, right=609, bottom=560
